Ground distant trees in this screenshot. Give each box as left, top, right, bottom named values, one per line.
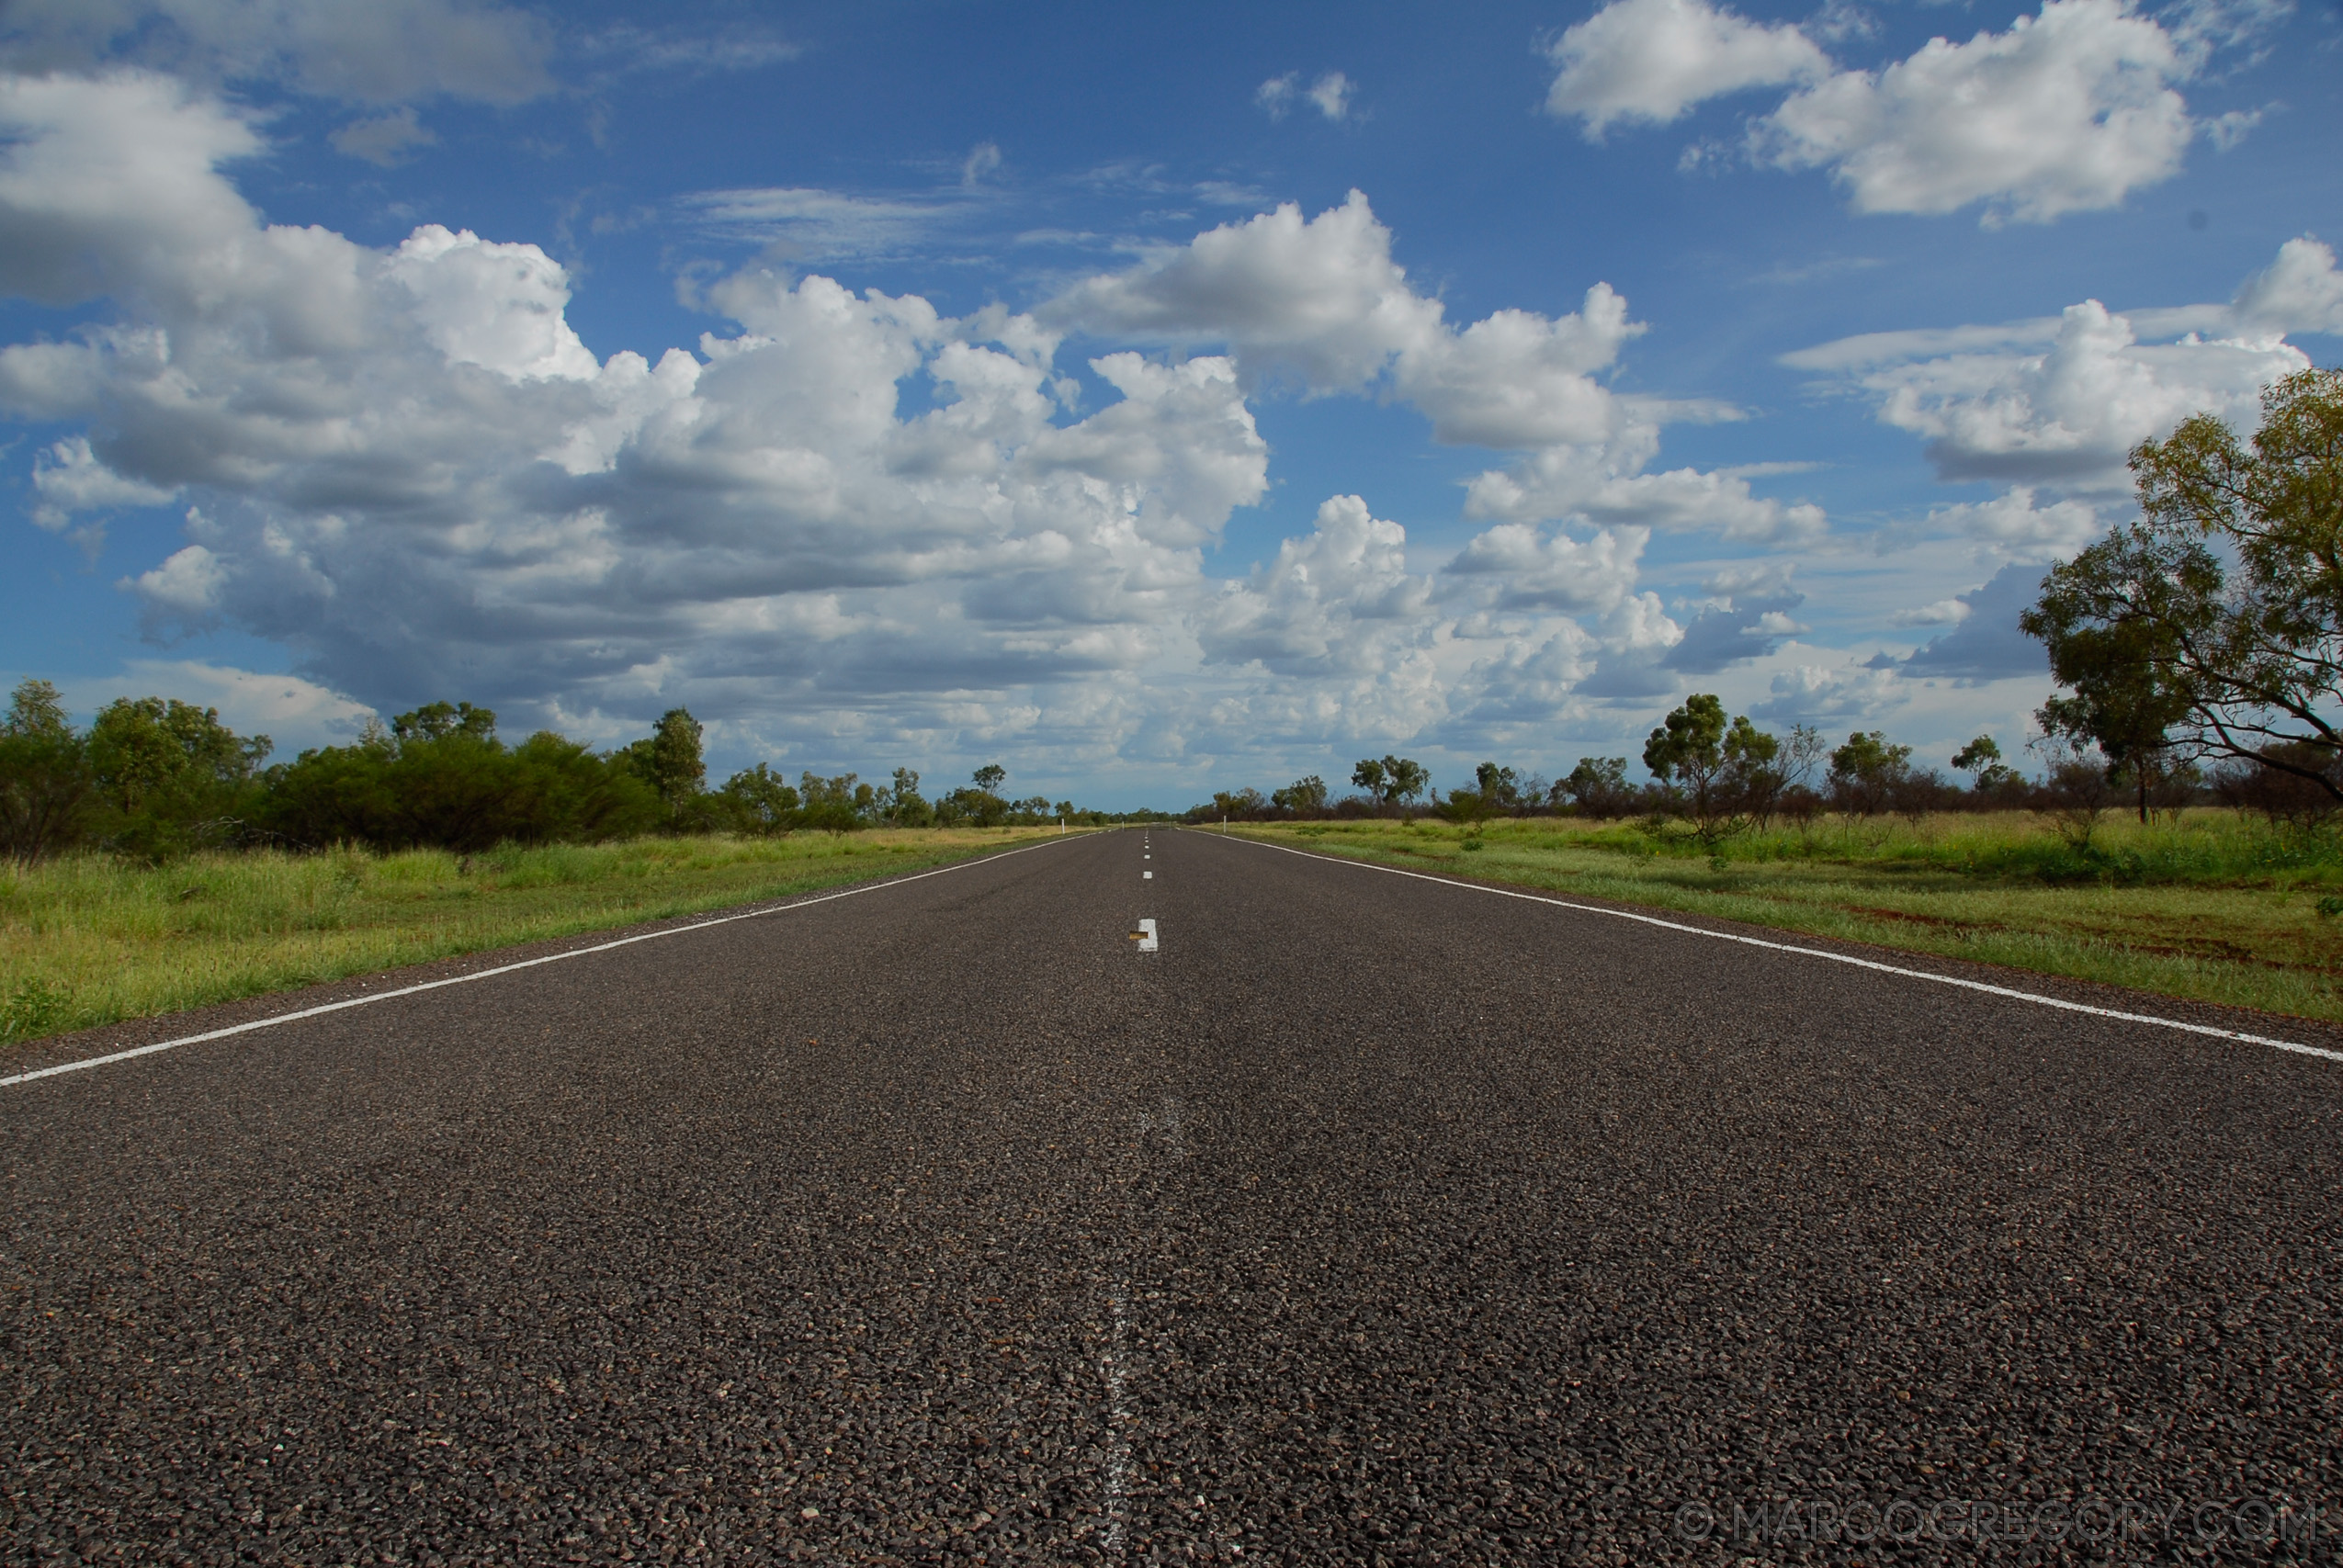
left=883, top=768, right=934, bottom=828
left=1272, top=775, right=1329, bottom=816
left=1827, top=731, right=1913, bottom=818
left=937, top=764, right=1011, bottom=828
left=1348, top=755, right=1427, bottom=816
left=719, top=763, right=799, bottom=833
left=1951, top=736, right=2020, bottom=798
left=264, top=705, right=660, bottom=853
left=0, top=676, right=1113, bottom=861
left=798, top=773, right=873, bottom=833
left=1557, top=757, right=1634, bottom=818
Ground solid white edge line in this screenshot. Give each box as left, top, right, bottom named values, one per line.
left=1211, top=830, right=2343, bottom=1066
left=3, top=833, right=1085, bottom=1090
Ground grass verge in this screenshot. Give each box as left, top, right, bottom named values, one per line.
left=1228, top=812, right=2343, bottom=1026
left=1, top=829, right=1076, bottom=1049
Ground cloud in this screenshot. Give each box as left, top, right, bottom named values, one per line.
left=1922, top=487, right=2103, bottom=561
left=1661, top=591, right=1808, bottom=671
left=2234, top=237, right=2343, bottom=336
left=961, top=141, right=1002, bottom=188
left=1307, top=72, right=1356, bottom=121
left=331, top=106, right=436, bottom=165
left=1256, top=71, right=1356, bottom=122
left=1752, top=0, right=2197, bottom=223
left=51, top=659, right=378, bottom=753
left=1045, top=190, right=1443, bottom=389
left=384, top=224, right=600, bottom=381
left=30, top=434, right=175, bottom=532
left=1545, top=0, right=1828, bottom=138
left=1755, top=661, right=1907, bottom=720
left=1900, top=564, right=2051, bottom=681
left=1256, top=73, right=1298, bottom=118
left=575, top=23, right=799, bottom=78
left=1889, top=598, right=1971, bottom=626
left=0, top=76, right=1832, bottom=769
left=1465, top=457, right=1827, bottom=542
left=1200, top=494, right=1431, bottom=675
left=1787, top=242, right=2326, bottom=495
left=1047, top=191, right=1816, bottom=544
left=1443, top=524, right=1647, bottom=613
left=681, top=186, right=982, bottom=264
left=126, top=543, right=225, bottom=619
left=0, top=0, right=555, bottom=105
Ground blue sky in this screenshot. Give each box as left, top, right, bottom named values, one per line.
left=2, top=0, right=2337, bottom=807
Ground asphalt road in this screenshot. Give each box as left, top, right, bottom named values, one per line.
left=5, top=827, right=2341, bottom=1564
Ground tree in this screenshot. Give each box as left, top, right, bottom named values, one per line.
left=798, top=772, right=867, bottom=833
left=2021, top=367, right=2343, bottom=805
left=1382, top=755, right=1428, bottom=815
left=1951, top=735, right=2023, bottom=799
left=937, top=765, right=1010, bottom=828
left=392, top=701, right=495, bottom=743
left=885, top=768, right=934, bottom=828
left=1475, top=761, right=1523, bottom=814
left=720, top=763, right=800, bottom=834
left=1643, top=694, right=1738, bottom=843
left=1828, top=731, right=1912, bottom=818
left=1556, top=757, right=1631, bottom=818
left=263, top=702, right=658, bottom=852
left=0, top=678, right=93, bottom=863
left=1210, top=787, right=1266, bottom=821
left=2032, top=734, right=2116, bottom=849
left=1350, top=758, right=1388, bottom=809
left=1720, top=717, right=1784, bottom=827
left=2210, top=742, right=2339, bottom=827
left=86, top=695, right=272, bottom=859
left=2023, top=589, right=2193, bottom=822
left=627, top=708, right=706, bottom=822
left=1272, top=775, right=1329, bottom=817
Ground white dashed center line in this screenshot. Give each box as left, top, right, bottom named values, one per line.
left=1134, top=919, right=1159, bottom=953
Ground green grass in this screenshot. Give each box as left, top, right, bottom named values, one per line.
left=1233, top=810, right=2343, bottom=1026
left=0, top=829, right=1075, bottom=1049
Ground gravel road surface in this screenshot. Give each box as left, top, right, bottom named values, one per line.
left=6, top=828, right=2339, bottom=1564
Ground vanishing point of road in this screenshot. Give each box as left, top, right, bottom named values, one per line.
left=5, top=829, right=2339, bottom=1563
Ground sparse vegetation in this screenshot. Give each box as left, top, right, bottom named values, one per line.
left=1237, top=811, right=2343, bottom=1025
left=0, top=829, right=1075, bottom=1048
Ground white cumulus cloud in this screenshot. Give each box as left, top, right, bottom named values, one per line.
left=1047, top=190, right=1821, bottom=544
left=1788, top=240, right=2327, bottom=496
left=1752, top=0, right=2198, bottom=223
left=1545, top=0, right=1828, bottom=137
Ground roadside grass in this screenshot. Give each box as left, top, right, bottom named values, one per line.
left=0, top=829, right=1073, bottom=1049
left=1228, top=811, right=2343, bottom=1025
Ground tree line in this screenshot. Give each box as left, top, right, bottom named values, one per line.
left=0, top=690, right=1140, bottom=863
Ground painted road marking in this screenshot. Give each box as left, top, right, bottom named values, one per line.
left=1135, top=919, right=1159, bottom=953
left=1224, top=834, right=2343, bottom=1066
left=1143, top=871, right=1152, bottom=879
left=4, top=836, right=1081, bottom=1091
